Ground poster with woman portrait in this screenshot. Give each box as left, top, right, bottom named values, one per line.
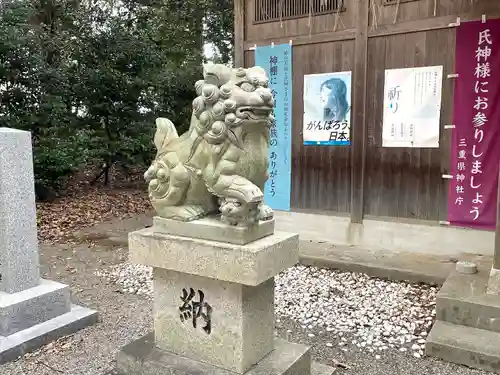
left=303, top=71, right=352, bottom=145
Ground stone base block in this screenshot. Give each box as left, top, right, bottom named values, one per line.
left=108, top=363, right=334, bottom=375
left=426, top=320, right=500, bottom=373
left=154, top=269, right=274, bottom=373
left=487, top=267, right=500, bottom=295
left=0, top=304, right=98, bottom=364
left=427, top=261, right=500, bottom=373
left=0, top=279, right=71, bottom=336
left=129, top=229, right=299, bottom=286
left=153, top=216, right=275, bottom=245
left=114, top=333, right=336, bottom=375
left=436, top=262, right=500, bottom=333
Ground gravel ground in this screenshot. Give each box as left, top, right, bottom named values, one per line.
left=276, top=265, right=436, bottom=357
left=1, top=244, right=152, bottom=375
left=0, top=244, right=492, bottom=375
left=277, top=317, right=490, bottom=375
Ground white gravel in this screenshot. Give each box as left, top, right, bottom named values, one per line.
left=96, top=263, right=437, bottom=358
left=96, top=263, right=152, bottom=296
left=276, top=265, right=437, bottom=357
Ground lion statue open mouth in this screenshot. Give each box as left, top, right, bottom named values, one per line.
left=144, top=64, right=275, bottom=226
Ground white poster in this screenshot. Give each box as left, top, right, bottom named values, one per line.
left=303, top=71, right=352, bottom=146
left=382, top=66, right=443, bottom=148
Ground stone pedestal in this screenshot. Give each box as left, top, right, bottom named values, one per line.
left=0, top=128, right=98, bottom=363
left=116, top=333, right=312, bottom=375
left=154, top=270, right=274, bottom=372
left=487, top=267, right=500, bottom=295
left=115, top=218, right=335, bottom=375
left=426, top=260, right=500, bottom=373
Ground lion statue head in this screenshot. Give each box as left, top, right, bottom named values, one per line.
left=190, top=65, right=275, bottom=147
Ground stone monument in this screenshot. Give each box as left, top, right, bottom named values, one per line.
left=113, top=65, right=334, bottom=375
left=0, top=128, right=98, bottom=363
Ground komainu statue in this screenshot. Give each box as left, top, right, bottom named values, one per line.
left=144, top=64, right=275, bottom=226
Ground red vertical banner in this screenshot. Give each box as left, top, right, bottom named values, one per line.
left=448, top=19, right=500, bottom=230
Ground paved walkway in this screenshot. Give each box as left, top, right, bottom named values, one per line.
left=74, top=214, right=491, bottom=285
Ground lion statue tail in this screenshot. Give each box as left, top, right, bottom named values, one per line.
left=153, top=117, right=178, bottom=152
left=144, top=118, right=178, bottom=183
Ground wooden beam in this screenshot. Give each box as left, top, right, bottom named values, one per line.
left=368, top=11, right=500, bottom=38
left=244, top=29, right=356, bottom=50
left=234, top=0, right=245, bottom=68
left=244, top=12, right=500, bottom=52
left=350, top=0, right=369, bottom=224
left=368, top=14, right=458, bottom=38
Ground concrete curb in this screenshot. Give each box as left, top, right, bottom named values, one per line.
left=300, top=255, right=448, bottom=285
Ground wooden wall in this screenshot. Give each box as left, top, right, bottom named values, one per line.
left=237, top=0, right=500, bottom=222
left=363, top=29, right=455, bottom=221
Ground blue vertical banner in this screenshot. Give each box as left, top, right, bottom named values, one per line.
left=255, top=43, right=293, bottom=211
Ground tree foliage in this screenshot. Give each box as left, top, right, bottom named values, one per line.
left=204, top=0, right=234, bottom=64
left=0, top=0, right=234, bottom=190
